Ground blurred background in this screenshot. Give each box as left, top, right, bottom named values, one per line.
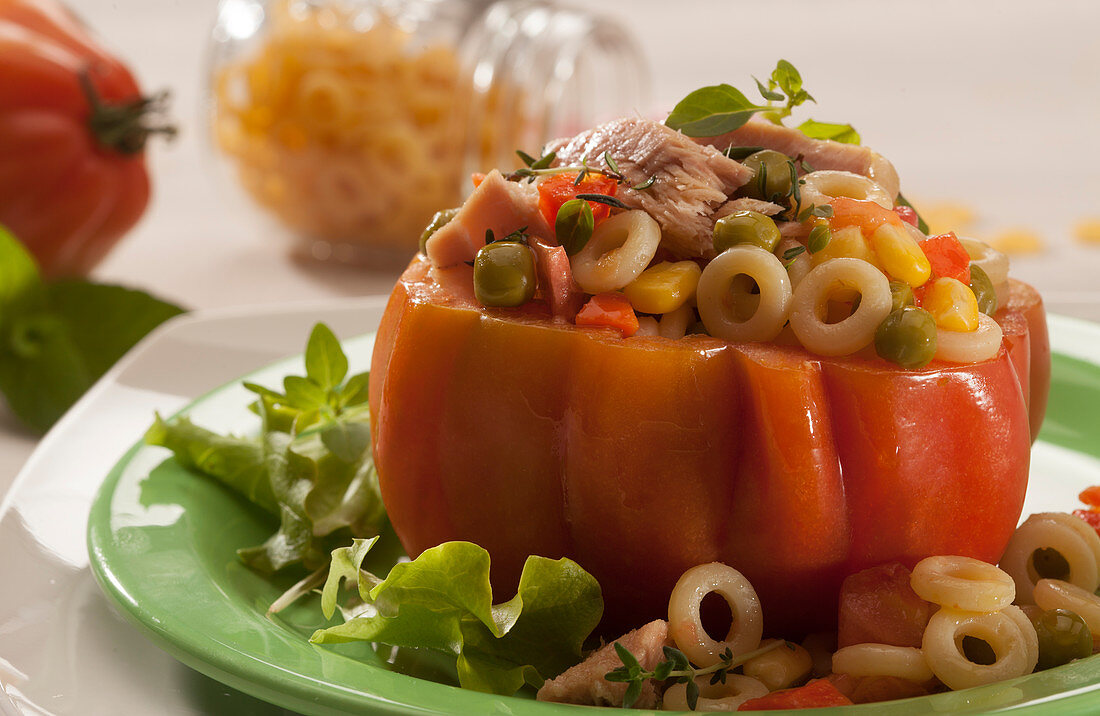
left=75, top=0, right=1100, bottom=314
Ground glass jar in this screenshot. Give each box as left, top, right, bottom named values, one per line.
left=207, top=0, right=649, bottom=266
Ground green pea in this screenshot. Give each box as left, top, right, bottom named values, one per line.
left=713, top=211, right=781, bottom=253
left=419, top=207, right=460, bottom=254
left=1033, top=608, right=1092, bottom=670
left=970, top=264, right=998, bottom=315
left=473, top=241, right=536, bottom=307
left=889, top=280, right=916, bottom=313
left=741, top=149, right=794, bottom=202
left=556, top=199, right=594, bottom=256
left=874, top=306, right=938, bottom=369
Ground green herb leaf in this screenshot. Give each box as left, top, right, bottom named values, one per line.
left=603, top=152, right=620, bottom=175
left=896, top=193, right=930, bottom=234
left=686, top=678, right=700, bottom=710
left=665, top=84, right=771, bottom=137
left=808, top=224, right=832, bottom=253
left=304, top=323, right=348, bottom=392
left=531, top=151, right=556, bottom=171
left=772, top=60, right=806, bottom=101
left=574, top=193, right=629, bottom=210
left=782, top=245, right=807, bottom=261
left=631, top=175, right=657, bottom=191
left=0, top=225, right=42, bottom=323
left=319, top=418, right=371, bottom=463
left=320, top=536, right=379, bottom=619
left=338, top=372, right=370, bottom=408
left=798, top=119, right=861, bottom=145
left=283, top=375, right=327, bottom=411
left=623, top=679, right=643, bottom=709
left=754, top=76, right=785, bottom=102
left=555, top=199, right=595, bottom=256
left=0, top=313, right=88, bottom=431
left=311, top=542, right=603, bottom=696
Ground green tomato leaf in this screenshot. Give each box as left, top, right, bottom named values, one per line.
left=665, top=84, right=771, bottom=137
left=0, top=313, right=88, bottom=431
left=304, top=323, right=347, bottom=392
left=798, top=119, right=861, bottom=145
left=0, top=225, right=43, bottom=323
left=144, top=414, right=278, bottom=515
left=311, top=542, right=603, bottom=695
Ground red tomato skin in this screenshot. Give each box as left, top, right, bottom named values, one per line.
left=537, top=173, right=618, bottom=228
left=738, top=678, right=854, bottom=710
left=371, top=257, right=1044, bottom=637
left=837, top=563, right=935, bottom=648
left=1080, top=486, right=1100, bottom=509
left=0, top=0, right=153, bottom=278
left=1074, top=510, right=1100, bottom=537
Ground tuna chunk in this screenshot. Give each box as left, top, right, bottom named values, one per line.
left=716, top=197, right=786, bottom=218
left=425, top=169, right=552, bottom=268
left=537, top=619, right=671, bottom=709
left=545, top=118, right=752, bottom=258
left=695, top=117, right=900, bottom=200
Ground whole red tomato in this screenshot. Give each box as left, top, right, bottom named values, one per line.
left=0, top=0, right=172, bottom=278
left=370, top=256, right=1048, bottom=637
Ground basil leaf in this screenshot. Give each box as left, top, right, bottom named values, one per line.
left=754, top=76, right=784, bottom=102
left=0, top=313, right=88, bottom=431
left=0, top=224, right=42, bottom=323
left=311, top=542, right=603, bottom=695
left=798, top=119, right=861, bottom=145
left=896, top=193, right=930, bottom=234
left=773, top=59, right=803, bottom=99
left=665, top=84, right=771, bottom=137
left=555, top=199, right=594, bottom=256
left=283, top=375, right=327, bottom=410
left=304, top=323, right=347, bottom=392
left=338, top=372, right=370, bottom=408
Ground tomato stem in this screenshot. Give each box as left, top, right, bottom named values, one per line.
left=79, top=70, right=177, bottom=155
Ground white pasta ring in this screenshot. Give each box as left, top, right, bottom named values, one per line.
left=668, top=562, right=763, bottom=667
left=570, top=210, right=661, bottom=294
left=1001, top=604, right=1040, bottom=671
left=1000, top=512, right=1100, bottom=603
left=935, top=313, right=1003, bottom=363
left=832, top=644, right=934, bottom=683
left=909, top=555, right=1016, bottom=612
left=660, top=674, right=768, bottom=712
left=867, top=151, right=901, bottom=202
left=800, top=170, right=893, bottom=210
left=788, top=257, right=892, bottom=356
left=921, top=608, right=1033, bottom=691
left=959, top=237, right=1010, bottom=287
left=658, top=303, right=694, bottom=340
left=696, top=245, right=792, bottom=342
left=1033, top=579, right=1100, bottom=634
left=774, top=237, right=811, bottom=288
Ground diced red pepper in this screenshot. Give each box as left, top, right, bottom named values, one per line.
left=471, top=172, right=486, bottom=188
left=919, top=232, right=971, bottom=284
left=893, top=205, right=919, bottom=227
left=1074, top=509, right=1100, bottom=537
left=575, top=292, right=638, bottom=337
left=829, top=197, right=903, bottom=234
left=537, top=172, right=618, bottom=228
left=738, top=678, right=854, bottom=710
left=1080, top=486, right=1100, bottom=509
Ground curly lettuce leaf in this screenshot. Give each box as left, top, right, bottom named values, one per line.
left=310, top=541, right=603, bottom=696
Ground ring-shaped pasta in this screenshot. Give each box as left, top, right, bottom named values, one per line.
left=832, top=644, right=934, bottom=683
left=868, top=151, right=901, bottom=202
left=959, top=237, right=1010, bottom=287
left=935, top=313, right=1004, bottom=363
left=788, top=258, right=892, bottom=356
left=775, top=238, right=812, bottom=288
left=661, top=674, right=769, bottom=712
left=1033, top=579, right=1100, bottom=634
left=668, top=563, right=763, bottom=667
left=696, top=246, right=792, bottom=343
left=634, top=316, right=660, bottom=337
left=910, top=555, right=1016, bottom=612
left=921, top=608, right=1034, bottom=690
left=658, top=303, right=694, bottom=340
left=1000, top=512, right=1100, bottom=603
left=742, top=639, right=813, bottom=691
left=800, top=170, right=892, bottom=210
left=1002, top=604, right=1040, bottom=670
left=571, top=210, right=661, bottom=294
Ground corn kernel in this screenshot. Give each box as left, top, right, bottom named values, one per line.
left=869, top=223, right=931, bottom=287
left=923, top=277, right=979, bottom=332
left=988, top=228, right=1045, bottom=255
left=812, top=226, right=882, bottom=270
left=1075, top=218, right=1100, bottom=246
left=622, top=261, right=702, bottom=315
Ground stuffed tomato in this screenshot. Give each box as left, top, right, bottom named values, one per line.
left=369, top=107, right=1049, bottom=637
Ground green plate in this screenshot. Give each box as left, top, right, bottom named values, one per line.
left=88, top=318, right=1100, bottom=714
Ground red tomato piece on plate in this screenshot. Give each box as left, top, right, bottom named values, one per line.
left=738, top=678, right=854, bottom=710
left=920, top=232, right=971, bottom=284
left=837, top=562, right=936, bottom=648
left=575, top=292, right=638, bottom=337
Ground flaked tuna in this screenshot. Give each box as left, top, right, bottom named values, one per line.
left=537, top=619, right=671, bottom=709
left=425, top=169, right=552, bottom=268
left=695, top=117, right=900, bottom=200
left=716, top=197, right=786, bottom=218
left=545, top=118, right=752, bottom=258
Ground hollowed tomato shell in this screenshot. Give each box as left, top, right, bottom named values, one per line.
left=370, top=257, right=1049, bottom=636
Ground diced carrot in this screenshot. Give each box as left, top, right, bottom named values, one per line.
left=471, top=172, right=486, bottom=188
left=920, top=232, right=971, bottom=284
left=893, top=205, right=919, bottom=227
left=575, top=292, right=638, bottom=337
left=1080, top=486, right=1100, bottom=509
left=738, top=678, right=854, bottom=710
left=537, top=172, right=618, bottom=228
left=830, top=197, right=903, bottom=234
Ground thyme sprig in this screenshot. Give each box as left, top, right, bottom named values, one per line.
left=507, top=149, right=656, bottom=192
left=605, top=640, right=788, bottom=710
